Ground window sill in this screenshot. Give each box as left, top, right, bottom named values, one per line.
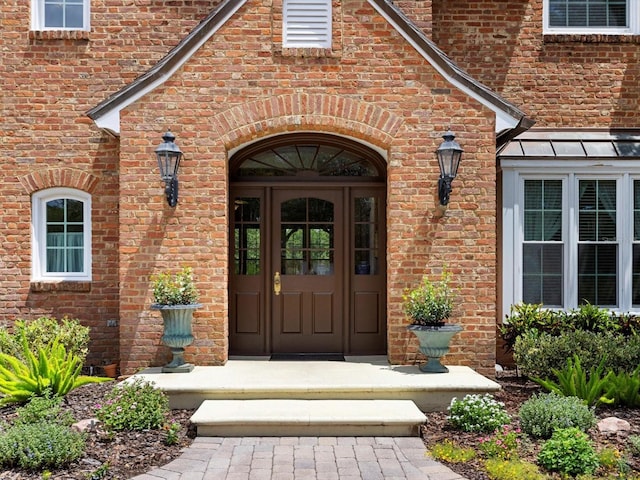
left=29, top=30, right=90, bottom=41
left=30, top=281, right=91, bottom=293
left=543, top=34, right=640, bottom=44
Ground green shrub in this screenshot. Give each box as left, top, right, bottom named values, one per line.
left=513, top=330, right=640, bottom=379
left=95, top=378, right=169, bottom=431
left=0, top=316, right=90, bottom=363
left=479, top=424, right=521, bottom=460
left=629, top=435, right=640, bottom=457
left=533, top=355, right=615, bottom=407
left=537, top=428, right=599, bottom=476
left=447, top=394, right=511, bottom=433
left=500, top=303, right=567, bottom=351
left=0, top=422, right=86, bottom=470
left=0, top=337, right=111, bottom=406
left=484, top=458, right=548, bottom=480
left=518, top=392, right=596, bottom=439
left=12, top=395, right=74, bottom=427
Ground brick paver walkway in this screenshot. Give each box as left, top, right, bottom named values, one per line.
left=133, top=437, right=467, bottom=480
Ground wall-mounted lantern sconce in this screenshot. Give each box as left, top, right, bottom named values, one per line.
left=155, top=130, right=183, bottom=207
left=436, top=129, right=463, bottom=206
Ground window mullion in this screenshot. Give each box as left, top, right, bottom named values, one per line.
left=567, top=173, right=578, bottom=309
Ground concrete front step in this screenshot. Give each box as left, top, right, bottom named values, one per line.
left=132, top=358, right=501, bottom=412
left=190, top=399, right=427, bottom=437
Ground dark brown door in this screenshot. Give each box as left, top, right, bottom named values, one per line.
left=271, top=189, right=343, bottom=353
left=228, top=132, right=388, bottom=356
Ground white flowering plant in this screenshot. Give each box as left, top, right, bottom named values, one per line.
left=151, top=266, right=199, bottom=306
left=447, top=393, right=511, bottom=433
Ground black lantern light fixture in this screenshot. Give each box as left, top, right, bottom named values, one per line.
left=155, top=130, right=183, bottom=207
left=436, top=129, right=463, bottom=206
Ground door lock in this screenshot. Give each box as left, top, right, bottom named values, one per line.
left=273, top=271, right=281, bottom=296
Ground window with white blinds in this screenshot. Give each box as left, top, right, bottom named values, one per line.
left=31, top=0, right=90, bottom=31
left=544, top=0, right=639, bottom=33
left=512, top=176, right=640, bottom=310
left=283, top=0, right=332, bottom=48
left=32, top=188, right=92, bottom=281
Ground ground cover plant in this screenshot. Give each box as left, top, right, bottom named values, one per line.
left=423, top=374, right=640, bottom=480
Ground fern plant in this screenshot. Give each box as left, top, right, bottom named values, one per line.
left=606, top=367, right=640, bottom=407
left=0, top=336, right=111, bottom=406
left=533, top=354, right=615, bottom=407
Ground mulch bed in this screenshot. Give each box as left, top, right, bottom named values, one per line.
left=421, top=371, right=640, bottom=479
left=0, top=372, right=638, bottom=479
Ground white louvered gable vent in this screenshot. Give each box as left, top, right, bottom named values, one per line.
left=283, top=0, right=332, bottom=48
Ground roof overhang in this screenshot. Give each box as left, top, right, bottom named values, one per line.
left=86, top=0, right=247, bottom=135
left=87, top=0, right=534, bottom=145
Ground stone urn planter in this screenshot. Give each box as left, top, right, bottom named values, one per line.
left=407, top=324, right=463, bottom=373
left=151, top=303, right=201, bottom=373
left=403, top=270, right=462, bottom=373
left=151, top=266, right=201, bottom=373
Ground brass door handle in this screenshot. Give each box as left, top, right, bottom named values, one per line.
left=273, top=272, right=281, bottom=296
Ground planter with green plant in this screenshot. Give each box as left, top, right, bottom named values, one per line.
left=403, top=270, right=462, bottom=373
left=151, top=266, right=201, bottom=373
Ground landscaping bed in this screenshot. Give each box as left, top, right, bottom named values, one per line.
left=422, top=370, right=640, bottom=479
left=1, top=371, right=639, bottom=479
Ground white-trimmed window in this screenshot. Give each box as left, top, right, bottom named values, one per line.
left=283, top=0, right=331, bottom=48
left=503, top=169, right=640, bottom=312
left=544, top=0, right=640, bottom=34
left=32, top=188, right=91, bottom=281
left=31, top=0, right=90, bottom=31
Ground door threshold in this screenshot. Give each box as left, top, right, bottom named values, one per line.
left=270, top=353, right=345, bottom=362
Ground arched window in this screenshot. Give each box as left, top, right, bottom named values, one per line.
left=231, top=133, right=385, bottom=181
left=32, top=188, right=91, bottom=281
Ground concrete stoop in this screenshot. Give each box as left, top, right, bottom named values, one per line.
left=131, top=357, right=500, bottom=437
left=190, top=399, right=427, bottom=437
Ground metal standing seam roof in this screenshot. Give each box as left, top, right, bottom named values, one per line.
left=86, top=0, right=534, bottom=143
left=498, top=130, right=640, bottom=159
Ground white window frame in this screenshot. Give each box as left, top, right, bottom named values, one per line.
left=31, top=0, right=90, bottom=32
left=543, top=0, right=640, bottom=34
left=32, top=188, right=92, bottom=282
left=283, top=0, right=332, bottom=48
left=502, top=160, right=640, bottom=316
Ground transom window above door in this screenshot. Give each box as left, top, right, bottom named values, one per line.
left=230, top=134, right=385, bottom=181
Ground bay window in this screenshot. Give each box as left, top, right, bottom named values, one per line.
left=503, top=169, right=640, bottom=313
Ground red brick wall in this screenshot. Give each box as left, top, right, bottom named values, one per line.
left=432, top=0, right=640, bottom=128
left=3, top=0, right=502, bottom=376
left=0, top=0, right=215, bottom=367
left=114, top=0, right=497, bottom=376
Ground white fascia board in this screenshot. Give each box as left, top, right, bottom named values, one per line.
left=92, top=0, right=247, bottom=136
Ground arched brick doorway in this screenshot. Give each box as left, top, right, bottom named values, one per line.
left=229, top=133, right=387, bottom=356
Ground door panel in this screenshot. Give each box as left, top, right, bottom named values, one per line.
left=229, top=185, right=386, bottom=356
left=272, top=190, right=343, bottom=353
left=229, top=190, right=267, bottom=355
left=349, top=189, right=386, bottom=353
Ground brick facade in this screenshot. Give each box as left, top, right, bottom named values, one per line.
left=3, top=0, right=632, bottom=377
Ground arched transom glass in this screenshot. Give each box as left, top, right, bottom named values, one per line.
left=231, top=134, right=385, bottom=179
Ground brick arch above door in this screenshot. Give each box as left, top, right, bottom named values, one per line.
left=213, top=93, right=405, bottom=153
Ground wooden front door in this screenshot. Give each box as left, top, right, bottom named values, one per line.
left=271, top=189, right=343, bottom=353
left=229, top=133, right=387, bottom=356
